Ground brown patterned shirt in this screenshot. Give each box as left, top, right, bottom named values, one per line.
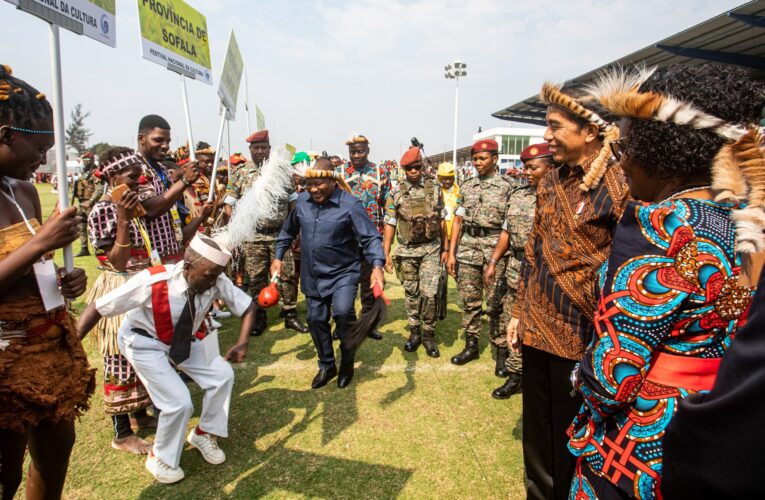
left=512, top=162, right=628, bottom=360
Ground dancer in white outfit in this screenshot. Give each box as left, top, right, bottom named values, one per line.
left=78, top=234, right=256, bottom=484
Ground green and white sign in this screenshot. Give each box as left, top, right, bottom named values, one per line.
left=136, top=0, right=212, bottom=85
left=217, top=31, right=243, bottom=120
left=5, top=0, right=117, bottom=47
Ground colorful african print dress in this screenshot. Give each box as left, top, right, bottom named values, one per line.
left=568, top=198, right=753, bottom=499
left=86, top=201, right=152, bottom=415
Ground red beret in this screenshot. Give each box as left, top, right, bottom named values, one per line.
left=81, top=152, right=94, bottom=159
left=246, top=129, right=269, bottom=144
left=520, top=142, right=552, bottom=162
left=400, top=147, right=422, bottom=167
left=471, top=138, right=498, bottom=154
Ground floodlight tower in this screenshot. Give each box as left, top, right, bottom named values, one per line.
left=444, top=60, right=467, bottom=166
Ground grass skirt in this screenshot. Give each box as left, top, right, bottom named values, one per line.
left=0, top=298, right=95, bottom=433
left=85, top=269, right=152, bottom=415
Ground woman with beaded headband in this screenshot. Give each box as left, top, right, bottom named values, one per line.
left=0, top=64, right=94, bottom=499
left=85, top=147, right=160, bottom=456
left=566, top=63, right=763, bottom=499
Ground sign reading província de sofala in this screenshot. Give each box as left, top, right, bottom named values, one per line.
left=4, top=0, right=117, bottom=47
left=136, top=0, right=212, bottom=85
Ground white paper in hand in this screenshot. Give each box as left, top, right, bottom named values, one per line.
left=33, top=259, right=65, bottom=311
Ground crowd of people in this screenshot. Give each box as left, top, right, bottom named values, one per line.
left=1, top=59, right=764, bottom=499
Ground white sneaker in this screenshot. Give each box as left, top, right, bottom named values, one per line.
left=211, top=309, right=231, bottom=319
left=145, top=452, right=185, bottom=484
left=209, top=318, right=222, bottom=329
left=187, top=428, right=226, bottom=464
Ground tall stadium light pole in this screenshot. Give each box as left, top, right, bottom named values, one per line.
left=445, top=60, right=467, bottom=166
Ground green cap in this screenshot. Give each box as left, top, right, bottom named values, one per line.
left=291, top=151, right=310, bottom=165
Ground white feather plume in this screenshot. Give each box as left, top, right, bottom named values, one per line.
left=213, top=148, right=294, bottom=250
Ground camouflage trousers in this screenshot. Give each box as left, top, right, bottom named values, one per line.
left=499, top=255, right=523, bottom=373
left=242, top=240, right=298, bottom=311
left=393, top=251, right=441, bottom=337
left=457, top=257, right=508, bottom=346
left=77, top=206, right=90, bottom=249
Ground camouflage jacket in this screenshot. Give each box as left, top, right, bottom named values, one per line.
left=456, top=172, right=513, bottom=266
left=225, top=160, right=291, bottom=241
left=74, top=170, right=102, bottom=209
left=384, top=177, right=442, bottom=258
left=502, top=185, right=537, bottom=257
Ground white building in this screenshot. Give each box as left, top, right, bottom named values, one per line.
left=472, top=126, right=545, bottom=174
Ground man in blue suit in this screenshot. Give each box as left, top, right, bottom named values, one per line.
left=272, top=157, right=385, bottom=389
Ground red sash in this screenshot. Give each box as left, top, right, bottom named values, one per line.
left=645, top=352, right=722, bottom=392
left=148, top=265, right=174, bottom=345
left=147, top=265, right=208, bottom=345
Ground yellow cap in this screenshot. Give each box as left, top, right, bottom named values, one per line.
left=437, top=162, right=455, bottom=177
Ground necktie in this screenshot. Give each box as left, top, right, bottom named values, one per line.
left=169, top=290, right=196, bottom=365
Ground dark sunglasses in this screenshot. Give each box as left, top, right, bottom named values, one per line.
left=404, top=164, right=423, bottom=171
left=609, top=136, right=629, bottom=161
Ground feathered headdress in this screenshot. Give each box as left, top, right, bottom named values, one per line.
left=213, top=149, right=295, bottom=250
left=539, top=82, right=619, bottom=191
left=585, top=66, right=765, bottom=253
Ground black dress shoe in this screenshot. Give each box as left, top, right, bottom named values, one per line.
left=492, top=373, right=522, bottom=399
left=422, top=338, right=440, bottom=358
left=450, top=336, right=479, bottom=365
left=284, top=314, right=309, bottom=333
left=311, top=366, right=337, bottom=389
left=74, top=249, right=90, bottom=257
left=367, top=330, right=383, bottom=341
left=337, top=363, right=354, bottom=388
left=404, top=332, right=422, bottom=352
left=250, top=309, right=267, bottom=336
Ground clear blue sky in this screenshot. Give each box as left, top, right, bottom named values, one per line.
left=0, top=0, right=744, bottom=161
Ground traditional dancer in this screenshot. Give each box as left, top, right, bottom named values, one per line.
left=78, top=234, right=257, bottom=484
left=272, top=157, right=385, bottom=389
left=0, top=64, right=94, bottom=500
left=86, top=147, right=158, bottom=455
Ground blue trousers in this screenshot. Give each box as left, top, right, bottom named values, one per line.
left=305, top=284, right=357, bottom=369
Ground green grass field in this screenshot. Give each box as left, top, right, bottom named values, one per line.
left=34, top=184, right=525, bottom=499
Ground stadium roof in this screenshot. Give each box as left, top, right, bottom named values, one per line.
left=492, top=0, right=765, bottom=126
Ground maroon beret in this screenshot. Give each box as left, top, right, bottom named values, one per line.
left=471, top=138, right=498, bottom=154
left=520, top=142, right=552, bottom=162
left=246, top=129, right=269, bottom=144
left=400, top=147, right=422, bottom=167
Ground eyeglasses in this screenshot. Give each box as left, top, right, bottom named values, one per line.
left=404, top=164, right=423, bottom=171
left=609, top=136, right=629, bottom=161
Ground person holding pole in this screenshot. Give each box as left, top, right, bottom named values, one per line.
left=136, top=115, right=201, bottom=265
left=0, top=64, right=94, bottom=500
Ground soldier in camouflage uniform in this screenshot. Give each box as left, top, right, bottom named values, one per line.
left=484, top=143, right=553, bottom=399
left=446, top=138, right=513, bottom=375
left=383, top=147, right=446, bottom=357
left=224, top=129, right=307, bottom=335
left=73, top=152, right=103, bottom=257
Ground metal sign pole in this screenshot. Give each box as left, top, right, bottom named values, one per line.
left=207, top=107, right=227, bottom=202
left=180, top=74, right=196, bottom=161
left=48, top=23, right=73, bottom=271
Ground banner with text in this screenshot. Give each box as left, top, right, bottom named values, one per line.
left=5, top=0, right=116, bottom=47
left=217, top=31, right=243, bottom=120
left=136, top=0, right=212, bottom=84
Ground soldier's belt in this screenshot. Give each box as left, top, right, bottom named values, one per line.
left=463, top=226, right=501, bottom=237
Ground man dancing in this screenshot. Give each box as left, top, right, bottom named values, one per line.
left=78, top=234, right=256, bottom=484
left=272, top=157, right=385, bottom=389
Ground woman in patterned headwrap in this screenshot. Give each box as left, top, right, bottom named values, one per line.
left=567, top=63, right=764, bottom=499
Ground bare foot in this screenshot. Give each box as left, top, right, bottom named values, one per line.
left=130, top=415, right=159, bottom=431
left=112, top=435, right=152, bottom=455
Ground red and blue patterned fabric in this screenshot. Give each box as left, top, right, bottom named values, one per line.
left=568, top=197, right=753, bottom=499
left=337, top=161, right=391, bottom=235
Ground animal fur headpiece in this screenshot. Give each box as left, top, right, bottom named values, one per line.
left=539, top=82, right=619, bottom=191
left=304, top=167, right=352, bottom=193
left=586, top=66, right=765, bottom=254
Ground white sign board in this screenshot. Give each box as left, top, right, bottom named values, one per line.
left=217, top=31, right=243, bottom=120
left=5, top=0, right=117, bottom=47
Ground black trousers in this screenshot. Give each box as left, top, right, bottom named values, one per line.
left=522, top=346, right=582, bottom=500
left=305, top=284, right=358, bottom=369
left=358, top=255, right=375, bottom=315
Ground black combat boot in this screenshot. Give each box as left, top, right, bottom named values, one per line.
left=495, top=346, right=511, bottom=378
left=492, top=372, right=522, bottom=399
left=283, top=310, right=308, bottom=333
left=404, top=326, right=422, bottom=352
left=422, top=333, right=440, bottom=358
left=450, top=335, right=479, bottom=365
left=75, top=246, right=90, bottom=257
left=250, top=309, right=267, bottom=336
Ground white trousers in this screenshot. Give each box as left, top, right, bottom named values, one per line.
left=119, top=331, right=234, bottom=469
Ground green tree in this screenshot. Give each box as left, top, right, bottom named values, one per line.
left=65, top=104, right=92, bottom=156
left=88, top=142, right=115, bottom=159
